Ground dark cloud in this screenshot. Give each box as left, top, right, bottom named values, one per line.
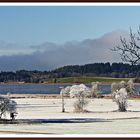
left=0, top=30, right=129, bottom=71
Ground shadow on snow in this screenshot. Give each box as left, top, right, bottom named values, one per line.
left=0, top=118, right=111, bottom=124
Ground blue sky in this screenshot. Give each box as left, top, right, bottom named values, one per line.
left=0, top=6, right=140, bottom=71
left=0, top=6, right=139, bottom=45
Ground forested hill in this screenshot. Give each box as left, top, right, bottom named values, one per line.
left=0, top=62, right=140, bottom=83
left=52, top=62, right=140, bottom=78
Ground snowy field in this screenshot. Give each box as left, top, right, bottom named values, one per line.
left=0, top=98, right=140, bottom=135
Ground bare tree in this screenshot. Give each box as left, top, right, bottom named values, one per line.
left=112, top=27, right=140, bottom=65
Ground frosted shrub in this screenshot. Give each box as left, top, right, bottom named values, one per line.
left=111, top=82, right=118, bottom=93
left=73, top=96, right=89, bottom=113
left=0, top=96, right=17, bottom=119
left=127, top=79, right=135, bottom=96
left=119, top=81, right=127, bottom=89
left=91, top=82, right=101, bottom=98
left=69, top=84, right=91, bottom=112
left=111, top=81, right=126, bottom=100
left=113, top=88, right=128, bottom=112
left=60, top=86, right=71, bottom=96
left=111, top=82, right=119, bottom=99
left=69, top=84, right=91, bottom=98
left=111, top=79, right=135, bottom=112
left=111, top=80, right=135, bottom=97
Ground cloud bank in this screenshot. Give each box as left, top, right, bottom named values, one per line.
left=0, top=30, right=129, bottom=71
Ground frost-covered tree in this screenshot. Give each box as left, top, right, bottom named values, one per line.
left=113, top=88, right=128, bottom=112
left=60, top=86, right=71, bottom=96
left=69, top=84, right=91, bottom=98
left=111, top=79, right=135, bottom=112
left=60, top=86, right=71, bottom=112
left=111, top=82, right=119, bottom=93
left=69, top=84, right=91, bottom=112
left=119, top=81, right=127, bottom=89
left=111, top=82, right=120, bottom=100
left=0, top=96, right=17, bottom=119
left=111, top=80, right=135, bottom=96
left=126, top=79, right=135, bottom=96
left=91, top=82, right=101, bottom=98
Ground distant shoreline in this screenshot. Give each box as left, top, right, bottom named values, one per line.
left=0, top=76, right=135, bottom=85
left=0, top=82, right=140, bottom=85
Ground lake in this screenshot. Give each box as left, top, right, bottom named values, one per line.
left=0, top=84, right=140, bottom=95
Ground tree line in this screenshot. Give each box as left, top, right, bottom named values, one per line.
left=0, top=62, right=139, bottom=83
left=52, top=62, right=140, bottom=78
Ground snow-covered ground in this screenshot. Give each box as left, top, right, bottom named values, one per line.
left=0, top=98, right=140, bottom=135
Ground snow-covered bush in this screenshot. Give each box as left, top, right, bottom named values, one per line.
left=59, top=84, right=91, bottom=112
left=73, top=97, right=89, bottom=113
left=111, top=79, right=135, bottom=112
left=126, top=79, right=135, bottom=96
left=91, top=82, right=101, bottom=98
left=111, top=82, right=120, bottom=99
left=113, top=88, right=128, bottom=112
left=0, top=96, right=17, bottom=119
left=111, top=81, right=126, bottom=100
left=69, top=84, right=91, bottom=112
left=69, top=84, right=91, bottom=98
left=111, top=79, right=135, bottom=96
left=119, top=81, right=127, bottom=89
left=60, top=86, right=71, bottom=96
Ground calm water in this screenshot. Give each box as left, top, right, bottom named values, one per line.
left=0, top=84, right=140, bottom=95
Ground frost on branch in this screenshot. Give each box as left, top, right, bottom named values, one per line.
left=113, top=88, right=128, bottom=112
left=69, top=84, right=91, bottom=98
left=111, top=79, right=135, bottom=112
left=60, top=86, right=71, bottom=97
left=69, top=84, right=91, bottom=112
left=91, top=82, right=101, bottom=98
left=111, top=79, right=135, bottom=97
left=0, top=96, right=17, bottom=119
left=60, top=84, right=91, bottom=112
left=126, top=79, right=135, bottom=96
